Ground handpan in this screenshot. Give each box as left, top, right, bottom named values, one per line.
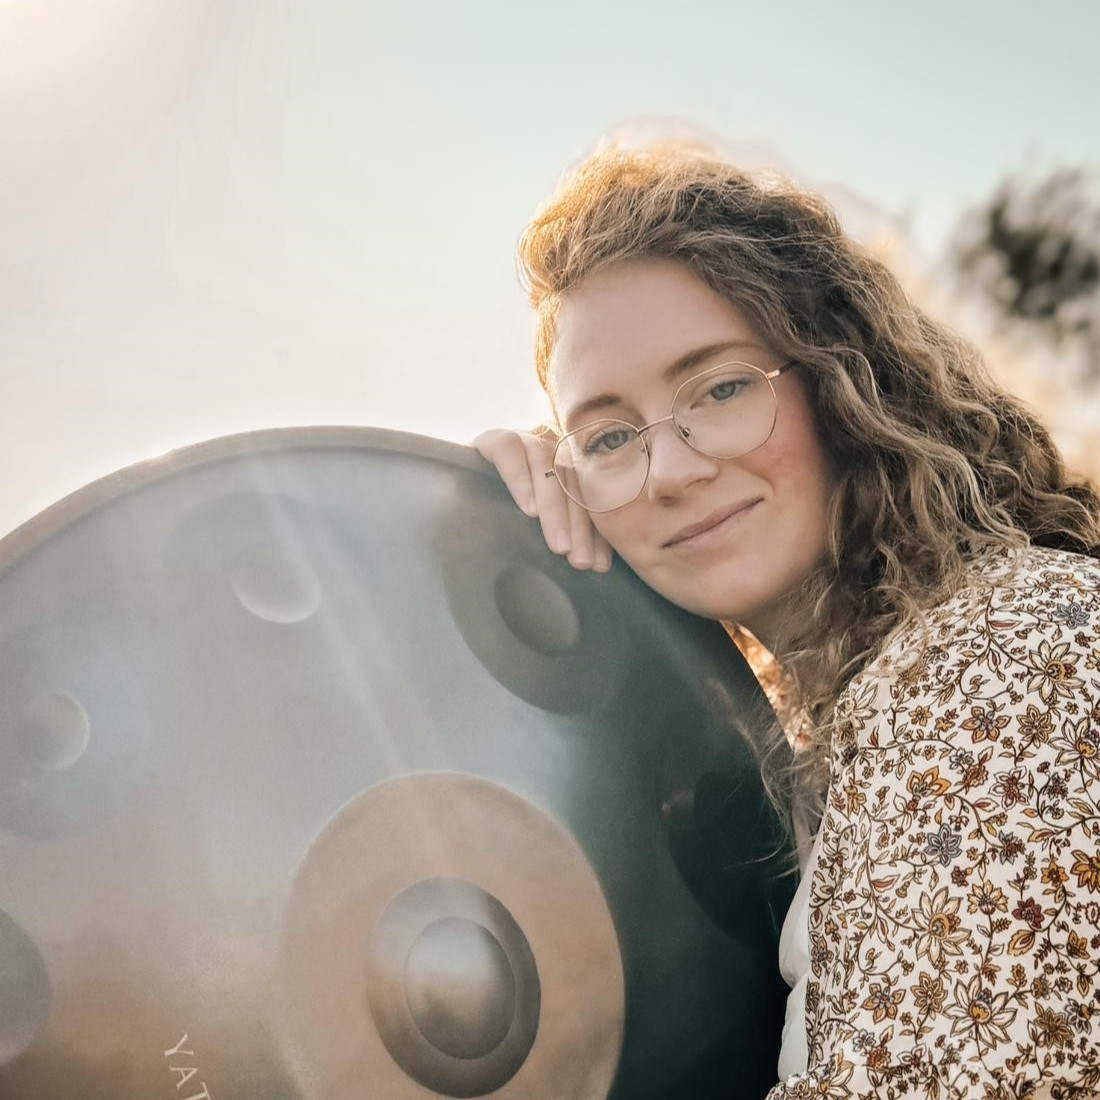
left=0, top=427, right=795, bottom=1100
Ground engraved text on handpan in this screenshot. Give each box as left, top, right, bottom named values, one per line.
left=163, top=1033, right=214, bottom=1100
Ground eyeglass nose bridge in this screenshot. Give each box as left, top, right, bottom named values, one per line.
left=623, top=412, right=708, bottom=508
left=635, top=411, right=694, bottom=452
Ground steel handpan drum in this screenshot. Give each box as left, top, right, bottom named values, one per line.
left=0, top=427, right=796, bottom=1100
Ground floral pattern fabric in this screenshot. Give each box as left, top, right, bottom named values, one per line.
left=768, top=546, right=1100, bottom=1100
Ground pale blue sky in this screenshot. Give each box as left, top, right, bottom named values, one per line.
left=2, top=0, right=1097, bottom=535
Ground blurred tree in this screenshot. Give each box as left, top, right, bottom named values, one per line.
left=952, top=168, right=1100, bottom=376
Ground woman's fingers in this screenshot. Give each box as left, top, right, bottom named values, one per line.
left=562, top=496, right=613, bottom=572
left=575, top=505, right=613, bottom=573
left=523, top=432, right=573, bottom=556
left=565, top=496, right=599, bottom=569
left=473, top=428, right=613, bottom=571
left=472, top=429, right=540, bottom=517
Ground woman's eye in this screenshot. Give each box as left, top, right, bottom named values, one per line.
left=585, top=428, right=633, bottom=455
left=708, top=379, right=747, bottom=402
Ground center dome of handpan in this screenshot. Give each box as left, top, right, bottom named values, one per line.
left=404, top=917, right=517, bottom=1059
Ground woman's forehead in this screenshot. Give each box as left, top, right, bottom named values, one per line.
left=547, top=259, right=771, bottom=420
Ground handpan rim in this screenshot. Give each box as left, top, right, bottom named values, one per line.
left=0, top=426, right=493, bottom=577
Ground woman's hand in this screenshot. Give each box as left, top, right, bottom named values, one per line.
left=472, top=428, right=613, bottom=572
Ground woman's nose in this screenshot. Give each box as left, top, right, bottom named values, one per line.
left=643, top=422, right=721, bottom=501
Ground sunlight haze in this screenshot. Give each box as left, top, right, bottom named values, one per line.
left=2, top=0, right=1098, bottom=535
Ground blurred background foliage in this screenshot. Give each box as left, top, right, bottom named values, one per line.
left=943, top=167, right=1100, bottom=485
left=952, top=168, right=1100, bottom=373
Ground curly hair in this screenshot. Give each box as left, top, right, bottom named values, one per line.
left=517, top=145, right=1100, bottom=802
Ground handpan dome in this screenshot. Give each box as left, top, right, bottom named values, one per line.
left=0, top=426, right=794, bottom=1100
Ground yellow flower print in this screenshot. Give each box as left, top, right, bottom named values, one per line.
left=913, top=886, right=968, bottom=964
left=1053, top=716, right=1100, bottom=780
left=944, top=974, right=1018, bottom=1051
left=1017, top=703, right=1055, bottom=748
left=861, top=981, right=904, bottom=1023
left=1029, top=1006, right=1074, bottom=1048
left=842, top=777, right=866, bottom=814
left=912, top=972, right=947, bottom=1014
left=1026, top=639, right=1084, bottom=704
left=966, top=878, right=1009, bottom=915
left=1067, top=929, right=1090, bottom=959
left=818, top=1053, right=855, bottom=1099
left=906, top=766, right=951, bottom=801
left=1041, top=858, right=1069, bottom=887
left=1041, top=860, right=1069, bottom=905
left=1070, top=849, right=1100, bottom=893
left=961, top=705, right=1010, bottom=744
left=836, top=677, right=878, bottom=729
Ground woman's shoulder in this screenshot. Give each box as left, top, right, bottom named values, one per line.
left=834, top=543, right=1100, bottom=756
left=967, top=542, right=1100, bottom=594
left=876, top=543, right=1098, bottom=670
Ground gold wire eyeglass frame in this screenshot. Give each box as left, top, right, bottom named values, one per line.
left=544, top=360, right=797, bottom=514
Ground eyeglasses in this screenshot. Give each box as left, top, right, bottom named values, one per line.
left=546, top=360, right=796, bottom=513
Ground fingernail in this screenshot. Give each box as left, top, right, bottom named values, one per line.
left=594, top=555, right=612, bottom=573
left=569, top=552, right=592, bottom=570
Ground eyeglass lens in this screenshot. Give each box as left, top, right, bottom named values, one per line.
left=553, top=363, right=778, bottom=512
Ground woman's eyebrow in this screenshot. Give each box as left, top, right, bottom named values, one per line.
left=562, top=339, right=768, bottom=428
left=662, top=339, right=768, bottom=382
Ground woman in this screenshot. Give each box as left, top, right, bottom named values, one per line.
left=476, top=145, right=1100, bottom=1098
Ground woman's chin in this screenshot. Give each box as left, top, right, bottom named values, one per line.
left=647, top=575, right=756, bottom=625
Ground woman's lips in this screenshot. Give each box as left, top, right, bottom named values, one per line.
left=663, top=499, right=762, bottom=549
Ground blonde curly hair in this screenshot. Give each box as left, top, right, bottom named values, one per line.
left=517, top=146, right=1100, bottom=803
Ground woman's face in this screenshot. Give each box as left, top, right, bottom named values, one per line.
left=548, top=257, right=836, bottom=646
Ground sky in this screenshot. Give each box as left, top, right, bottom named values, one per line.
left=2, top=0, right=1099, bottom=537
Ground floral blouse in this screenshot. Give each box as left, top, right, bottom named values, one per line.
left=769, top=545, right=1100, bottom=1099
